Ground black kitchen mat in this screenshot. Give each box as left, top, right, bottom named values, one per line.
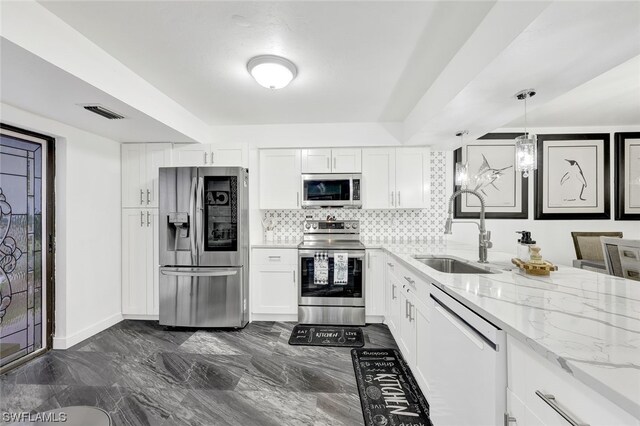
left=351, top=348, right=433, bottom=426
left=288, top=325, right=364, bottom=347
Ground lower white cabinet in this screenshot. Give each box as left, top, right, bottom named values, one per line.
left=413, top=297, right=431, bottom=396
left=122, top=208, right=159, bottom=316
left=365, top=249, right=385, bottom=318
left=385, top=262, right=401, bottom=337
left=251, top=249, right=298, bottom=315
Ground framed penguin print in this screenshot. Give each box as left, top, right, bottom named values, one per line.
left=535, top=133, right=610, bottom=220
left=615, top=132, right=640, bottom=220
left=453, top=133, right=528, bottom=219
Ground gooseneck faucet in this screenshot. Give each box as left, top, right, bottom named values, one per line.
left=444, top=189, right=493, bottom=263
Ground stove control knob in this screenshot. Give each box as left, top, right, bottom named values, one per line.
left=352, top=223, right=358, bottom=229
left=304, top=223, right=311, bottom=230
left=312, top=223, right=318, bottom=229
left=345, top=223, right=351, bottom=229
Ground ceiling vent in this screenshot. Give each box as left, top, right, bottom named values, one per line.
left=82, top=104, right=126, bottom=120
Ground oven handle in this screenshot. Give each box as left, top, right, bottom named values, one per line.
left=298, top=249, right=366, bottom=258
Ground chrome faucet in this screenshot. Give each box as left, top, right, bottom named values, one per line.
left=444, top=189, right=492, bottom=263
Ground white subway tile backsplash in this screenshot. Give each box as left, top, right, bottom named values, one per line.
left=262, top=151, right=448, bottom=243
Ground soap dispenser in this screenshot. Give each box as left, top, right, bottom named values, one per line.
left=516, top=231, right=536, bottom=261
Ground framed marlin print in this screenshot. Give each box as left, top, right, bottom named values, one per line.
left=615, top=132, right=640, bottom=220
left=535, top=133, right=610, bottom=220
left=453, top=133, right=528, bottom=219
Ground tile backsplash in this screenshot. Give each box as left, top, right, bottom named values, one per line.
left=261, top=151, right=448, bottom=243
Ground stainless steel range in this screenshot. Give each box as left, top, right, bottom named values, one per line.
left=298, top=219, right=365, bottom=326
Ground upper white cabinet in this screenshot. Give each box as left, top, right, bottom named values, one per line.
left=122, top=143, right=171, bottom=208
left=362, top=147, right=429, bottom=209
left=172, top=143, right=248, bottom=167
left=259, top=149, right=302, bottom=209
left=301, top=148, right=361, bottom=173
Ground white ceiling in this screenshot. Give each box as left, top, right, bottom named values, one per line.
left=38, top=1, right=495, bottom=126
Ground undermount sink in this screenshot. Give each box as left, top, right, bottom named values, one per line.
left=412, top=255, right=498, bottom=274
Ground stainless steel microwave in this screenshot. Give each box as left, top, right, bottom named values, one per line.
left=301, top=173, right=362, bottom=208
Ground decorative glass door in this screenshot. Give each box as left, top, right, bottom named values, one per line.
left=0, top=126, right=51, bottom=370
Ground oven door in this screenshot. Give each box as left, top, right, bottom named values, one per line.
left=298, top=249, right=365, bottom=306
left=301, top=174, right=355, bottom=208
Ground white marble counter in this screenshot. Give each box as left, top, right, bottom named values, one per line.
left=381, top=241, right=640, bottom=419
left=251, top=239, right=301, bottom=249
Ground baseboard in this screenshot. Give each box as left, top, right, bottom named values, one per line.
left=52, top=312, right=123, bottom=349
left=251, top=313, right=298, bottom=322
left=122, top=314, right=159, bottom=321
left=366, top=315, right=384, bottom=324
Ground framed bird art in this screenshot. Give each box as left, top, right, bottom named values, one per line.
left=614, top=132, right=640, bottom=220
left=535, top=133, right=610, bottom=220
left=453, top=133, right=528, bottom=219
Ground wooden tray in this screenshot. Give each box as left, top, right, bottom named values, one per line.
left=512, top=258, right=558, bottom=276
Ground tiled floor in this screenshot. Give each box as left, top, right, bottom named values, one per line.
left=0, top=321, right=398, bottom=425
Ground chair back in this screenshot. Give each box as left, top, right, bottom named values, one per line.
left=571, top=232, right=623, bottom=261
left=601, top=237, right=640, bottom=281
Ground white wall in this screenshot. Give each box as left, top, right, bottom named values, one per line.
left=445, top=126, right=640, bottom=267
left=1, top=103, right=122, bottom=349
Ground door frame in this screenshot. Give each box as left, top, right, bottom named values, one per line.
left=0, top=123, right=55, bottom=373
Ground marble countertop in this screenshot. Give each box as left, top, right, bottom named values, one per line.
left=380, top=241, right=640, bottom=419
left=251, top=239, right=301, bottom=249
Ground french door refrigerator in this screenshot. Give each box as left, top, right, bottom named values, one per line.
left=158, top=166, right=249, bottom=328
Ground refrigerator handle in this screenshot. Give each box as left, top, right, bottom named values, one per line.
left=189, top=177, right=197, bottom=258
left=197, top=177, right=205, bottom=255
left=161, top=269, right=238, bottom=277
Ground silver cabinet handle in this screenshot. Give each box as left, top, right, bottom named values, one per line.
left=140, top=189, right=144, bottom=205
left=404, top=276, right=415, bottom=285
left=296, top=192, right=300, bottom=207
left=146, top=189, right=151, bottom=204
left=140, top=211, right=144, bottom=227
left=398, top=191, right=401, bottom=207
left=203, top=151, right=208, bottom=164
left=326, top=157, right=330, bottom=170
left=392, top=284, right=396, bottom=300
left=147, top=211, right=150, bottom=227
left=333, top=157, right=336, bottom=169
left=367, top=252, right=370, bottom=268
left=504, top=413, right=517, bottom=426
left=268, top=255, right=281, bottom=260
left=387, top=262, right=394, bottom=267
left=293, top=270, right=296, bottom=283
left=535, top=391, right=589, bottom=426
left=210, top=151, right=215, bottom=164
left=390, top=191, right=394, bottom=206
left=405, top=299, right=410, bottom=318
left=409, top=302, right=414, bottom=322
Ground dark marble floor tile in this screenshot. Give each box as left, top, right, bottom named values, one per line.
left=34, top=385, right=187, bottom=426
left=236, top=354, right=358, bottom=394
left=2, top=351, right=121, bottom=387
left=242, top=321, right=276, bottom=334
left=0, top=384, right=68, bottom=414
left=363, top=324, right=399, bottom=349
left=180, top=329, right=280, bottom=357
left=166, top=389, right=317, bottom=426
left=314, top=392, right=364, bottom=426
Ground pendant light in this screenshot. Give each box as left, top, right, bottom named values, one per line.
left=454, top=130, right=469, bottom=187
left=514, top=89, right=537, bottom=178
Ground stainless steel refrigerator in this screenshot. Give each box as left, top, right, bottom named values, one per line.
left=158, top=166, right=249, bottom=328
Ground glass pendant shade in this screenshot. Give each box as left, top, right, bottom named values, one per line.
left=455, top=162, right=469, bottom=186
left=515, top=133, right=537, bottom=178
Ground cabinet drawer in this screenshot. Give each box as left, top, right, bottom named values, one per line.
left=390, top=257, right=430, bottom=302
left=252, top=248, right=298, bottom=265
left=508, top=336, right=638, bottom=426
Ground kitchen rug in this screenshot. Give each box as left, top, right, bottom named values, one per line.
left=351, top=348, right=433, bottom=426
left=288, top=325, right=364, bottom=347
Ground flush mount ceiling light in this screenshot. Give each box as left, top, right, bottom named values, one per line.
left=514, top=89, right=537, bottom=178
left=247, top=55, right=297, bottom=89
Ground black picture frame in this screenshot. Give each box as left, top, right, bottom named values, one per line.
left=453, top=133, right=528, bottom=219
left=614, top=132, right=640, bottom=220
left=535, top=133, right=610, bottom=220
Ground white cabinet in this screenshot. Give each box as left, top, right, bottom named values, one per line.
left=122, top=209, right=159, bottom=316
left=362, top=148, right=396, bottom=208
left=301, top=148, right=361, bottom=173
left=395, top=147, right=429, bottom=208
left=507, top=335, right=639, bottom=426
left=259, top=149, right=302, bottom=209
left=251, top=249, right=298, bottom=315
left=385, top=260, right=401, bottom=337
left=365, top=249, right=385, bottom=318
left=121, top=143, right=171, bottom=208
left=414, top=297, right=432, bottom=396
left=398, top=285, right=416, bottom=366
left=172, top=143, right=248, bottom=167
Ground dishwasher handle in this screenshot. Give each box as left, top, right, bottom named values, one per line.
left=431, top=294, right=497, bottom=351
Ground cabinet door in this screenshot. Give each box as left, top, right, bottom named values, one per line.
left=147, top=209, right=160, bottom=315
left=122, top=209, right=149, bottom=314
left=414, top=299, right=431, bottom=397
left=398, top=290, right=416, bottom=365
left=386, top=271, right=401, bottom=336
left=211, top=144, right=248, bottom=167
left=365, top=250, right=385, bottom=316
left=121, top=144, right=146, bottom=208
left=145, top=144, right=171, bottom=208
left=301, top=149, right=332, bottom=173
left=172, top=143, right=208, bottom=166
left=252, top=265, right=297, bottom=314
left=395, top=147, right=429, bottom=208
left=259, top=149, right=302, bottom=209
left=332, top=148, right=362, bottom=173
left=362, top=148, right=396, bottom=208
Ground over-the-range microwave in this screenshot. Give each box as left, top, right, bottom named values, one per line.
left=301, top=173, right=362, bottom=208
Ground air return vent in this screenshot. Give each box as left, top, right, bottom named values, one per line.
left=82, top=105, right=125, bottom=120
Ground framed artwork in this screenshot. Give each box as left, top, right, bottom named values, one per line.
left=453, top=133, right=528, bottom=219
left=615, top=132, right=640, bottom=220
left=535, top=133, right=610, bottom=220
